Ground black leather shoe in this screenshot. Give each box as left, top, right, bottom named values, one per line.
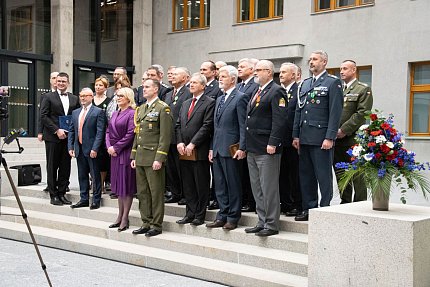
left=241, top=204, right=256, bottom=212
left=176, top=217, right=193, bottom=224
left=90, top=203, right=100, bottom=210
left=206, top=220, right=225, bottom=228
left=59, top=196, right=72, bottom=205
left=285, top=208, right=300, bottom=217
left=66, top=186, right=70, bottom=192
left=207, top=201, right=219, bottom=210
left=177, top=198, right=187, bottom=205
left=255, top=228, right=279, bottom=237
left=295, top=211, right=309, bottom=221
left=109, top=222, right=120, bottom=228
left=132, top=227, right=150, bottom=235
left=71, top=200, right=89, bottom=208
left=190, top=219, right=204, bottom=226
left=43, top=187, right=49, bottom=192
left=245, top=226, right=264, bottom=233
left=145, top=229, right=162, bottom=237
left=222, top=222, right=237, bottom=230
left=50, top=196, right=63, bottom=206
left=165, top=196, right=181, bottom=204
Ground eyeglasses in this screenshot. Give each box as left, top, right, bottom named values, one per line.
left=79, top=94, right=93, bottom=98
left=255, top=69, right=270, bottom=72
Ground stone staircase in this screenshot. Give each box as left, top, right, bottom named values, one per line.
left=0, top=138, right=309, bottom=287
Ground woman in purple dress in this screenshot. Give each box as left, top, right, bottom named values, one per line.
left=106, top=87, right=136, bottom=231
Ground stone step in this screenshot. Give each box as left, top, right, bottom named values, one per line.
left=14, top=185, right=309, bottom=234
left=1, top=206, right=307, bottom=276
left=1, top=195, right=308, bottom=254
left=0, top=220, right=308, bottom=287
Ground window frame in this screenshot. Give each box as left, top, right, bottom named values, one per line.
left=9, top=5, right=33, bottom=52
left=314, top=0, right=374, bottom=13
left=237, top=0, right=283, bottom=23
left=172, top=0, right=210, bottom=32
left=409, top=61, right=430, bottom=136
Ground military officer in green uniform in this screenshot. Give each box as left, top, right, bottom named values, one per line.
left=131, top=78, right=172, bottom=237
left=334, top=60, right=373, bottom=203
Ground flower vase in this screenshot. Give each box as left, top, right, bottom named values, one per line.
left=372, top=186, right=390, bottom=211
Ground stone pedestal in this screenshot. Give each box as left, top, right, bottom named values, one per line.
left=0, top=167, right=19, bottom=196
left=308, top=201, right=430, bottom=287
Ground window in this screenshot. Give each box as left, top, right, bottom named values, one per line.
left=238, top=0, right=283, bottom=23
left=9, top=6, right=32, bottom=52
left=409, top=62, right=430, bottom=136
left=314, top=0, right=373, bottom=12
left=101, top=0, right=119, bottom=41
left=173, top=0, right=210, bottom=31
left=327, top=66, right=372, bottom=87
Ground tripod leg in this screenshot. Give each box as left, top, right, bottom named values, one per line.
left=1, top=157, right=53, bottom=287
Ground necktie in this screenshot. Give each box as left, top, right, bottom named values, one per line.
left=216, top=93, right=226, bottom=118
left=343, top=84, right=348, bottom=92
left=188, top=97, right=197, bottom=119
left=251, top=88, right=262, bottom=105
left=78, top=107, right=87, bottom=144
left=311, top=77, right=316, bottom=85
left=172, top=89, right=178, bottom=105
left=238, top=82, right=245, bottom=92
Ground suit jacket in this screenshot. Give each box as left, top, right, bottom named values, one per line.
left=284, top=82, right=298, bottom=147
left=159, top=83, right=173, bottom=102
left=337, top=80, right=373, bottom=146
left=164, top=86, right=192, bottom=144
left=246, top=81, right=288, bottom=155
left=135, top=85, right=145, bottom=106
left=68, top=105, right=106, bottom=158
left=175, top=95, right=215, bottom=160
left=203, top=79, right=223, bottom=100
left=40, top=91, right=80, bottom=143
left=106, top=86, right=115, bottom=99
left=292, top=71, right=343, bottom=145
left=237, top=78, right=259, bottom=101
left=212, top=88, right=247, bottom=157
left=38, top=91, right=49, bottom=134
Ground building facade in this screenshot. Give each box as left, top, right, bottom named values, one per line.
left=1, top=0, right=429, bottom=164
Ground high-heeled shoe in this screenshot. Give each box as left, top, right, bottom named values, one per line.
left=109, top=222, right=120, bottom=228
left=117, top=220, right=129, bottom=232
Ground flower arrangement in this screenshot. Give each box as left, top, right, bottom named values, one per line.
left=335, top=110, right=430, bottom=204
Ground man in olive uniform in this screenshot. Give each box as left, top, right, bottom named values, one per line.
left=292, top=50, right=343, bottom=221
left=131, top=79, right=172, bottom=237
left=334, top=60, right=373, bottom=203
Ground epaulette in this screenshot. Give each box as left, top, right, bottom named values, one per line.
left=328, top=74, right=338, bottom=79
left=161, top=83, right=170, bottom=88
left=303, top=76, right=313, bottom=82
left=133, top=106, right=140, bottom=133
left=357, top=81, right=368, bottom=87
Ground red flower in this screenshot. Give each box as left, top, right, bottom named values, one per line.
left=381, top=123, right=390, bottom=130
left=398, top=159, right=404, bottom=167
left=374, top=153, right=382, bottom=160
left=380, top=144, right=391, bottom=154
left=368, top=142, right=376, bottom=147
left=370, top=114, right=378, bottom=121
left=370, top=130, right=382, bottom=136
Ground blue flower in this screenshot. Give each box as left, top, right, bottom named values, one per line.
left=377, top=168, right=386, bottom=178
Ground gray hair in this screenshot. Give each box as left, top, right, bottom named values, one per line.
left=257, top=60, right=275, bottom=73
left=219, top=65, right=238, bottom=82
left=280, top=62, right=299, bottom=74
left=176, top=67, right=191, bottom=77
left=312, top=50, right=328, bottom=61
left=191, top=73, right=207, bottom=86
left=80, top=87, right=94, bottom=95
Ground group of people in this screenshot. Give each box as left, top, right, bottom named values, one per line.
left=38, top=49, right=373, bottom=238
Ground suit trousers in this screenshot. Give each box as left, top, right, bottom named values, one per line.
left=76, top=145, right=102, bottom=204
left=247, top=152, right=281, bottom=231
left=279, top=146, right=302, bottom=212
left=238, top=158, right=255, bottom=207
left=45, top=139, right=71, bottom=197
left=165, top=144, right=182, bottom=199
left=136, top=165, right=165, bottom=231
left=299, top=144, right=334, bottom=211
left=334, top=145, right=367, bottom=203
left=180, top=160, right=210, bottom=221
left=213, top=155, right=242, bottom=224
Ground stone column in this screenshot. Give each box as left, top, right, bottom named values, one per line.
left=51, top=0, right=74, bottom=84
left=133, top=0, right=153, bottom=87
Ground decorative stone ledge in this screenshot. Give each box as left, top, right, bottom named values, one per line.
left=308, top=201, right=430, bottom=287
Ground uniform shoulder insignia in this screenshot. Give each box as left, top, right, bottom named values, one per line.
left=328, top=74, right=338, bottom=79
left=161, top=83, right=170, bottom=88
left=357, top=81, right=368, bottom=87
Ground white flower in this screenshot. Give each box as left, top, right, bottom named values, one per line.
left=359, top=124, right=369, bottom=131
left=363, top=153, right=373, bottom=161
left=375, top=135, right=387, bottom=144
left=352, top=145, right=363, bottom=157
left=386, top=142, right=394, bottom=149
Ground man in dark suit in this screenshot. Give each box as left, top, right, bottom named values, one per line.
left=237, top=58, right=259, bottom=212
left=147, top=65, right=173, bottom=101
left=245, top=60, right=288, bottom=237
left=106, top=67, right=127, bottom=98
left=278, top=63, right=302, bottom=216
left=164, top=67, right=192, bottom=204
left=334, top=59, right=373, bottom=203
left=135, top=71, right=149, bottom=107
left=175, top=73, right=215, bottom=226
left=40, top=72, right=80, bottom=205
left=38, top=71, right=58, bottom=142
left=292, top=50, right=343, bottom=221
left=206, top=65, right=247, bottom=231
left=68, top=88, right=105, bottom=209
